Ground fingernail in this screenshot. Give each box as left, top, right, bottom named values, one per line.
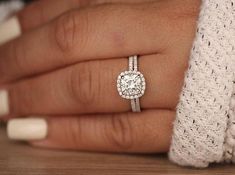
left=0, top=16, right=21, bottom=45
left=7, top=118, right=48, bottom=141
left=0, top=90, right=9, bottom=117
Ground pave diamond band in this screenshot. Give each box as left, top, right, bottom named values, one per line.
left=117, top=56, right=146, bottom=112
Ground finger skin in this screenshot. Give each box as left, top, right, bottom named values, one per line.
left=18, top=0, right=156, bottom=32
left=0, top=1, right=199, bottom=83
left=8, top=55, right=185, bottom=117
left=18, top=0, right=78, bottom=32
left=31, top=110, right=175, bottom=153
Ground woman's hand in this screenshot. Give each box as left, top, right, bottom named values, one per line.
left=0, top=0, right=200, bottom=153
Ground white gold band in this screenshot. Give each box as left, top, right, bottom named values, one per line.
left=129, top=56, right=141, bottom=112
left=131, top=98, right=141, bottom=112
left=129, top=55, right=138, bottom=71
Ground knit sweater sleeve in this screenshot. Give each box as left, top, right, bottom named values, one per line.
left=169, top=0, right=235, bottom=168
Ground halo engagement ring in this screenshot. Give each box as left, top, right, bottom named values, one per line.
left=117, top=56, right=146, bottom=112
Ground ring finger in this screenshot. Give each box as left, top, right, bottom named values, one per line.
left=0, top=54, right=185, bottom=117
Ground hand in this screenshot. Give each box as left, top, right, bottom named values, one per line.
left=0, top=0, right=200, bottom=153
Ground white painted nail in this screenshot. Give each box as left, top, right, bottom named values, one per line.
left=0, top=90, right=9, bottom=117
left=7, top=118, right=48, bottom=141
left=0, top=16, right=21, bottom=45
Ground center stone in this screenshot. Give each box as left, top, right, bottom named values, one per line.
left=117, top=71, right=146, bottom=99
left=121, top=73, right=141, bottom=94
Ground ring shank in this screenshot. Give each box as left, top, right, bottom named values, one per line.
left=131, top=98, right=141, bottom=112
left=129, top=56, right=141, bottom=113
left=129, top=55, right=138, bottom=71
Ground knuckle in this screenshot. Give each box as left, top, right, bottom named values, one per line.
left=65, top=118, right=83, bottom=147
left=54, top=11, right=79, bottom=53
left=53, top=10, right=90, bottom=55
left=9, top=84, right=34, bottom=115
left=105, top=113, right=135, bottom=151
left=68, top=62, right=99, bottom=108
left=8, top=41, right=27, bottom=75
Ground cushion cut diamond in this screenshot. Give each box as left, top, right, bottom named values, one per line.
left=117, top=71, right=146, bottom=99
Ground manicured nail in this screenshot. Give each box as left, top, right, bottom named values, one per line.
left=7, top=118, right=48, bottom=141
left=0, top=90, right=9, bottom=117
left=0, top=16, right=21, bottom=45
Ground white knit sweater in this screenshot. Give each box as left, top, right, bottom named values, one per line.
left=169, top=0, right=235, bottom=168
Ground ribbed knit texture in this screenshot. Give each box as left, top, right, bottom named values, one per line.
left=223, top=84, right=235, bottom=163
left=169, top=0, right=235, bottom=168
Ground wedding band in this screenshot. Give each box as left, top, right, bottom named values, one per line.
left=117, top=56, right=146, bottom=112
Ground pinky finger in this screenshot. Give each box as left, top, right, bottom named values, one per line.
left=7, top=110, right=175, bottom=153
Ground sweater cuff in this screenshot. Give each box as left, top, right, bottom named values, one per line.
left=169, top=0, right=235, bottom=168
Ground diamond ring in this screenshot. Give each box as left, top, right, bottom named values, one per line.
left=117, top=55, right=146, bottom=112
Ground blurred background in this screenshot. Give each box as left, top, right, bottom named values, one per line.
left=0, top=0, right=32, bottom=2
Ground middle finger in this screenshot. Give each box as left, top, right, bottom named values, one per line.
left=19, top=0, right=156, bottom=32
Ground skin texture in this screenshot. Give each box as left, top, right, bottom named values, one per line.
left=18, top=0, right=157, bottom=32
left=0, top=0, right=201, bottom=153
